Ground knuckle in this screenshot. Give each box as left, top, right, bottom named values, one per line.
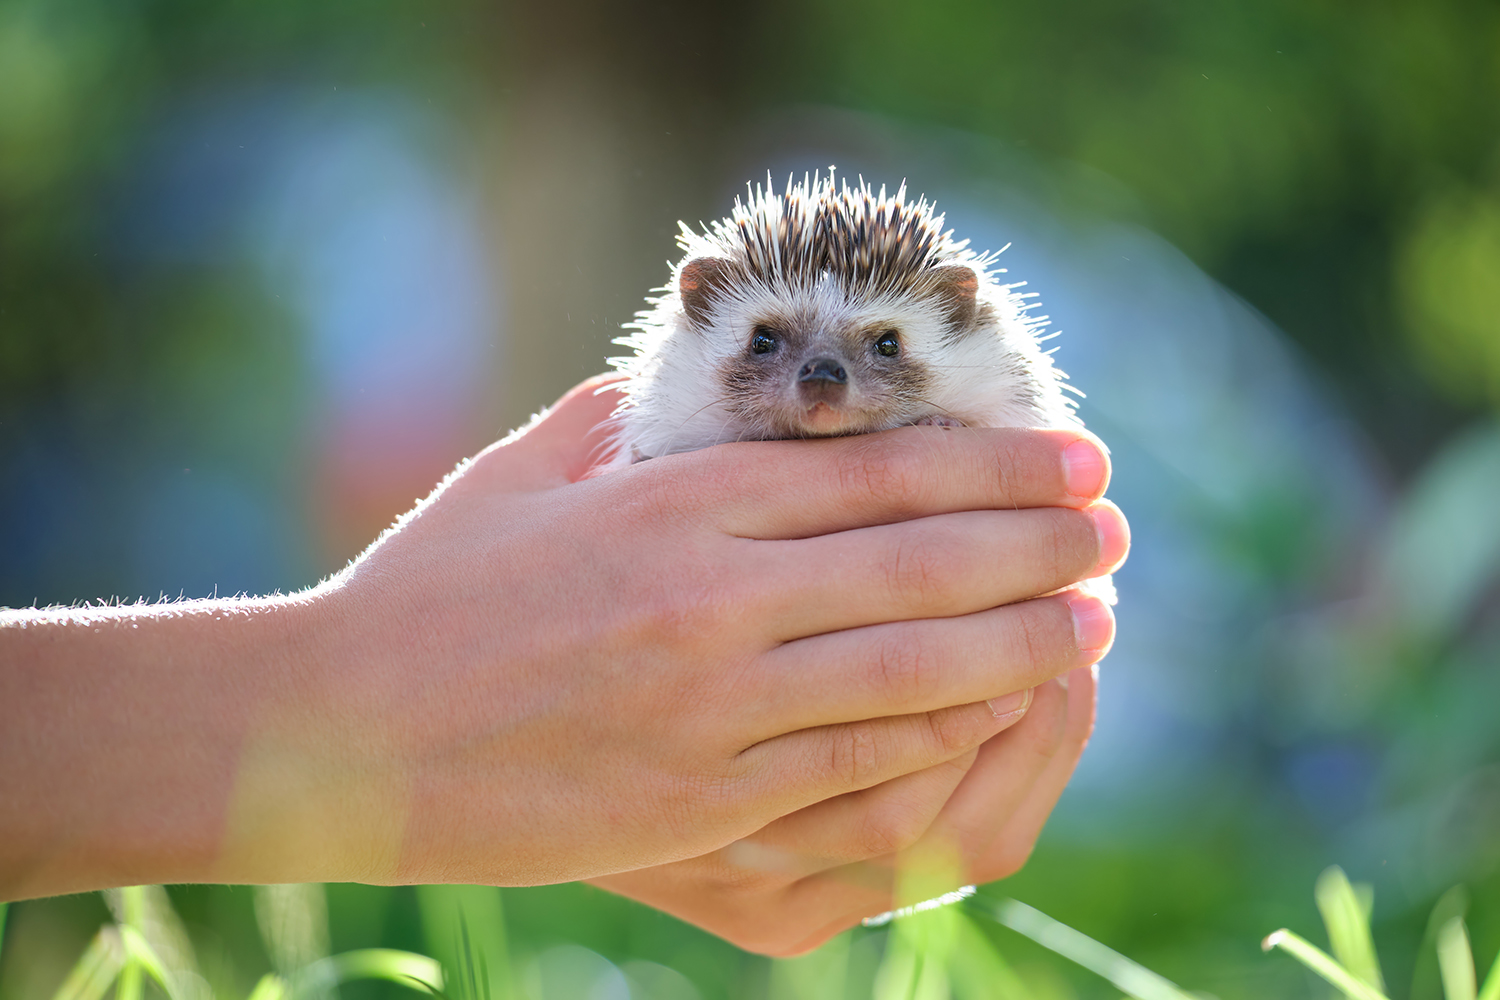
left=635, top=563, right=741, bottom=646
left=1011, top=602, right=1049, bottom=670
left=858, top=800, right=931, bottom=857
left=1052, top=509, right=1098, bottom=580
left=625, top=458, right=715, bottom=528
left=926, top=706, right=977, bottom=758
left=839, top=439, right=928, bottom=518
left=886, top=527, right=965, bottom=608
left=629, top=462, right=688, bottom=522
left=701, top=854, right=780, bottom=896
left=1036, top=513, right=1073, bottom=582
left=830, top=720, right=884, bottom=791
left=654, top=771, right=731, bottom=842
left=992, top=438, right=1028, bottom=499
left=871, top=626, right=938, bottom=702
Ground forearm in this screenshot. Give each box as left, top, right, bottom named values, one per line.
left=0, top=597, right=333, bottom=899
left=0, top=379, right=1124, bottom=902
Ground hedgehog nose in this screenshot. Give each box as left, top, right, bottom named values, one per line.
left=798, top=358, right=848, bottom=384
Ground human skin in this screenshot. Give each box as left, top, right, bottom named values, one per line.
left=0, top=376, right=1125, bottom=906
left=592, top=667, right=1098, bottom=955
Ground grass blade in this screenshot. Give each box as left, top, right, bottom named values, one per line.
left=975, top=898, right=1197, bottom=1000
left=247, top=974, right=290, bottom=1000
left=120, top=925, right=185, bottom=1000
left=1477, top=947, right=1500, bottom=1000
left=1414, top=886, right=1471, bottom=1000
left=1263, top=929, right=1391, bottom=1000
left=416, top=884, right=512, bottom=1000
left=874, top=877, right=965, bottom=1000
left=255, top=884, right=331, bottom=978
left=116, top=962, right=143, bottom=1000
left=1438, top=917, right=1478, bottom=1000
left=289, top=949, right=444, bottom=999
left=946, top=910, right=1033, bottom=1000
left=1316, top=867, right=1386, bottom=994
left=51, top=927, right=126, bottom=1000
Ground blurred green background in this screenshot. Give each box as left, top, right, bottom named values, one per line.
left=3, top=0, right=1500, bottom=997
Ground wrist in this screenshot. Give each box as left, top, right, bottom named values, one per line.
left=211, top=584, right=415, bottom=886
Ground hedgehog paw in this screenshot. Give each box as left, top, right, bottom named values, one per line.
left=913, top=415, right=966, bottom=428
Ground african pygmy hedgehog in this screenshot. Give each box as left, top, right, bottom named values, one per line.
left=605, top=171, right=1081, bottom=466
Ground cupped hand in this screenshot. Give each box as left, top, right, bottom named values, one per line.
left=236, top=376, right=1122, bottom=887
left=591, top=650, right=1103, bottom=956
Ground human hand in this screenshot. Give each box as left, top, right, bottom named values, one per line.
left=251, top=375, right=1122, bottom=887
left=0, top=375, right=1122, bottom=899
left=590, top=664, right=1100, bottom=955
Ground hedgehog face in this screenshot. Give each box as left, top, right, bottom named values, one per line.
left=703, top=272, right=972, bottom=438
left=608, top=173, right=1080, bottom=463
left=717, top=322, right=913, bottom=436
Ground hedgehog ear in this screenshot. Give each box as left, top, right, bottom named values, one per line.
left=679, top=258, right=734, bottom=328
left=930, top=265, right=979, bottom=330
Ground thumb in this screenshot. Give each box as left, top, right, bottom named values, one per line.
left=470, top=374, right=626, bottom=493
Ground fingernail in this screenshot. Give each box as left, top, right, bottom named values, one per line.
left=986, top=687, right=1033, bottom=720
left=1062, top=438, right=1108, bottom=499
left=1068, top=592, right=1115, bottom=655
left=1088, top=501, right=1130, bottom=573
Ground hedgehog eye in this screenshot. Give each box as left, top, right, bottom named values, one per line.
left=751, top=327, right=779, bottom=355
left=874, top=331, right=901, bottom=357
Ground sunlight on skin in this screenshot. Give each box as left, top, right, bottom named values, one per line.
left=0, top=600, right=296, bottom=897
left=0, top=377, right=1122, bottom=913
left=589, top=666, right=1102, bottom=956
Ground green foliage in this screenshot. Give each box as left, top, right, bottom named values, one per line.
left=11, top=867, right=1500, bottom=1000
left=35, top=885, right=441, bottom=1000
left=1316, top=866, right=1385, bottom=994
left=975, top=899, right=1194, bottom=1000
left=771, top=0, right=1500, bottom=456
left=416, top=885, right=511, bottom=1000
left=1400, top=190, right=1500, bottom=408
left=1262, top=867, right=1500, bottom=1000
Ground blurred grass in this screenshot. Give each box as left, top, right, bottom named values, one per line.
left=1261, top=868, right=1500, bottom=1000
left=18, top=867, right=1500, bottom=1000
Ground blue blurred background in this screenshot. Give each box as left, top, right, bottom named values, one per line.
left=3, top=2, right=1499, bottom=998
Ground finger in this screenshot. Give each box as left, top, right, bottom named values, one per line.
left=466, top=374, right=626, bottom=493
left=584, top=745, right=987, bottom=956
left=918, top=676, right=1075, bottom=866
left=748, top=591, right=1111, bottom=734
left=586, top=678, right=1092, bottom=960
left=708, top=752, right=977, bottom=883
left=715, top=681, right=1075, bottom=955
left=627, top=425, right=1110, bottom=539
left=749, top=502, right=1126, bottom=641
left=737, top=697, right=1029, bottom=821
left=725, top=687, right=1025, bottom=876
left=967, top=664, right=1098, bottom=884
left=775, top=684, right=1069, bottom=899
left=589, top=860, right=882, bottom=959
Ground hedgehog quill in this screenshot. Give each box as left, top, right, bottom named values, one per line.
left=606, top=172, right=1114, bottom=599
left=605, top=172, right=1082, bottom=471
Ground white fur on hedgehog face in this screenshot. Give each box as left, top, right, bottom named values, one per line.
left=703, top=273, right=958, bottom=437
left=611, top=261, right=1077, bottom=462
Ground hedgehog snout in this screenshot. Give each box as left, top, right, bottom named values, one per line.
left=798, top=358, right=848, bottom=385
left=796, top=356, right=850, bottom=407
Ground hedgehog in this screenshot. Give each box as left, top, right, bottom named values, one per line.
left=604, top=171, right=1082, bottom=467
